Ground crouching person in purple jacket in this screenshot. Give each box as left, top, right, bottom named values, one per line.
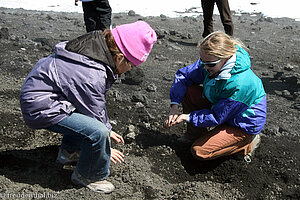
left=20, top=21, right=157, bottom=193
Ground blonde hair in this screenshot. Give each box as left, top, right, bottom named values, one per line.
left=199, top=31, right=248, bottom=59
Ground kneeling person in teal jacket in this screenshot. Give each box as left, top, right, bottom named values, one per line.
left=165, top=31, right=266, bottom=162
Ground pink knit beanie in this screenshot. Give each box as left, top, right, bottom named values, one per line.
left=111, top=21, right=157, bottom=66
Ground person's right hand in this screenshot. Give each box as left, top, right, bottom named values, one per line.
left=110, top=148, right=124, bottom=164
left=164, top=104, right=180, bottom=129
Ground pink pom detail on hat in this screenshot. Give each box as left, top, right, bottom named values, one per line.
left=111, top=21, right=157, bottom=66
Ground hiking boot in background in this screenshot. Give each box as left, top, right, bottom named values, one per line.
left=56, top=147, right=80, bottom=165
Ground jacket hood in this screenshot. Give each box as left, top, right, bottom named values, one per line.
left=213, top=46, right=251, bottom=80
left=230, top=46, right=251, bottom=74
left=54, top=31, right=117, bottom=73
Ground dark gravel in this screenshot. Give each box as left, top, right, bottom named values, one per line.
left=0, top=7, right=299, bottom=200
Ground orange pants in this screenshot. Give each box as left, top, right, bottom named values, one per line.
left=182, top=85, right=253, bottom=160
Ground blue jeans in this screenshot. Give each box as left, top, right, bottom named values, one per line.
left=47, top=112, right=111, bottom=180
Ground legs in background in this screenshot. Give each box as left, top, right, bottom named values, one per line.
left=82, top=0, right=112, bottom=32
left=201, top=0, right=233, bottom=37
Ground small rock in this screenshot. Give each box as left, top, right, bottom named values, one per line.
left=293, top=90, right=300, bottom=99
left=283, top=25, right=293, bottom=30
left=174, top=61, right=184, bottom=66
left=163, top=74, right=174, bottom=81
left=128, top=10, right=136, bottom=16
left=0, top=27, right=9, bottom=40
left=284, top=64, right=295, bottom=71
left=123, top=68, right=144, bottom=85
left=265, top=17, right=274, bottom=22
left=127, top=125, right=135, bottom=132
left=23, top=56, right=30, bottom=62
left=155, top=29, right=166, bottom=39
left=282, top=90, right=293, bottom=100
left=274, top=71, right=284, bottom=79
left=131, top=93, right=147, bottom=103
left=169, top=30, right=177, bottom=35
left=135, top=102, right=145, bottom=108
left=9, top=34, right=18, bottom=41
left=293, top=102, right=300, bottom=110
left=168, top=43, right=182, bottom=51
left=125, top=132, right=136, bottom=143
left=122, top=175, right=130, bottom=183
left=155, top=55, right=168, bottom=61
left=160, top=14, right=167, bottom=19
left=146, top=84, right=157, bottom=92
left=110, top=120, right=117, bottom=125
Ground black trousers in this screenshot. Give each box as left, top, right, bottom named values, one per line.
left=82, top=0, right=112, bottom=32
left=201, top=0, right=233, bottom=37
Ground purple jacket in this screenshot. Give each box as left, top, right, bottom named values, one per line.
left=20, top=31, right=117, bottom=130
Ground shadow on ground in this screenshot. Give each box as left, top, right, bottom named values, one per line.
left=0, top=145, right=76, bottom=191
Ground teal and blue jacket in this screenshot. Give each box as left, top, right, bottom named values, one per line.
left=170, top=46, right=267, bottom=135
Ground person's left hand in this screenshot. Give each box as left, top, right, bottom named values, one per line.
left=110, top=148, right=124, bottom=164
left=172, top=114, right=189, bottom=126
left=110, top=130, right=125, bottom=144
